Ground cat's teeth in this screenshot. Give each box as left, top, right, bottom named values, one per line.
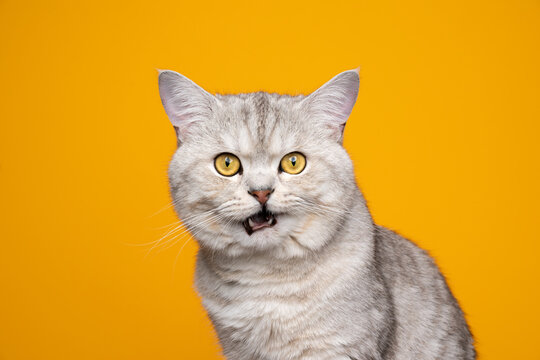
left=248, top=218, right=255, bottom=227
left=269, top=218, right=275, bottom=225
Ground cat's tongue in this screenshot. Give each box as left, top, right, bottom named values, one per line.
left=243, top=210, right=277, bottom=235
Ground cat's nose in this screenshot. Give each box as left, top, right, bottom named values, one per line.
left=248, top=189, right=273, bottom=205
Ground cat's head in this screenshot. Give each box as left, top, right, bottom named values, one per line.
left=158, top=70, right=365, bottom=258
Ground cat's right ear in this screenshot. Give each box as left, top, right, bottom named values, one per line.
left=158, top=70, right=216, bottom=144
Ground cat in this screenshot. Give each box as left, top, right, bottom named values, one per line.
left=158, top=69, right=476, bottom=360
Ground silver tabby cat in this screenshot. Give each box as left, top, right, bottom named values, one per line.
left=158, top=69, right=475, bottom=360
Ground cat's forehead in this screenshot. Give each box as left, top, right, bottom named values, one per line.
left=208, top=92, right=310, bottom=157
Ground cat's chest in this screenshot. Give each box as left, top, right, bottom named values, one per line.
left=194, top=246, right=369, bottom=358
left=196, top=265, right=357, bottom=360
left=202, top=282, right=332, bottom=357
left=204, top=280, right=318, bottom=331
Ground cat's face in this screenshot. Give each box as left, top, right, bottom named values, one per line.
left=159, top=70, right=360, bottom=258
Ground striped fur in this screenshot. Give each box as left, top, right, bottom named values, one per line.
left=158, top=70, right=475, bottom=359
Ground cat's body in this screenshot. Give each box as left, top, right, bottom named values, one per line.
left=196, top=224, right=473, bottom=360
left=158, top=70, right=475, bottom=359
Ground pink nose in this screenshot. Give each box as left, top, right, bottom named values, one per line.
left=249, top=189, right=273, bottom=205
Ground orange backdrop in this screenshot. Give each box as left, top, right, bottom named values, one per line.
left=1, top=1, right=539, bottom=359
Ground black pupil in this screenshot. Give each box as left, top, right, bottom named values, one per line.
left=290, top=156, right=297, bottom=166
left=225, top=157, right=231, bottom=167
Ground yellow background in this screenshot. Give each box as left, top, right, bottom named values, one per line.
left=1, top=0, right=539, bottom=359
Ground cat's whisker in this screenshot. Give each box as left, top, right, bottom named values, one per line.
left=129, top=223, right=186, bottom=248
left=154, top=227, right=194, bottom=253
left=143, top=224, right=189, bottom=259
left=147, top=197, right=184, bottom=218
left=151, top=211, right=230, bottom=255
left=287, top=202, right=353, bottom=223
left=150, top=215, right=219, bottom=249
left=171, top=220, right=223, bottom=266
left=128, top=210, right=215, bottom=248
left=171, top=214, right=234, bottom=279
left=148, top=202, right=174, bottom=218
left=157, top=213, right=227, bottom=253
left=140, top=210, right=221, bottom=257
left=150, top=220, right=183, bottom=231
left=295, top=198, right=355, bottom=217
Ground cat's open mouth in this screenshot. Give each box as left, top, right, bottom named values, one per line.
left=243, top=208, right=277, bottom=235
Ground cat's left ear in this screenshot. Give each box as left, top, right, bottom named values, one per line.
left=158, top=70, right=217, bottom=144
left=301, top=69, right=360, bottom=143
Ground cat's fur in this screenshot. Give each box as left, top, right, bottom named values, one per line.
left=158, top=69, right=475, bottom=359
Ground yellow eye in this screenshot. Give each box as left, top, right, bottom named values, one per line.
left=280, top=152, right=306, bottom=175
left=214, top=153, right=241, bottom=176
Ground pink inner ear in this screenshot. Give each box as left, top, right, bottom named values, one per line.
left=159, top=70, right=217, bottom=140
left=303, top=70, right=359, bottom=142
left=317, top=90, right=357, bottom=124
left=323, top=121, right=347, bottom=142
left=312, top=70, right=359, bottom=121
left=162, top=98, right=205, bottom=141
left=340, top=96, right=357, bottom=121
left=169, top=112, right=200, bottom=141
left=162, top=96, right=197, bottom=128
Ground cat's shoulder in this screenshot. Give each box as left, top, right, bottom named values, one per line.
left=373, top=224, right=441, bottom=278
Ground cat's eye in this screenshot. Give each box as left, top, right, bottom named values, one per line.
left=214, top=153, right=241, bottom=176
left=280, top=152, right=306, bottom=175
